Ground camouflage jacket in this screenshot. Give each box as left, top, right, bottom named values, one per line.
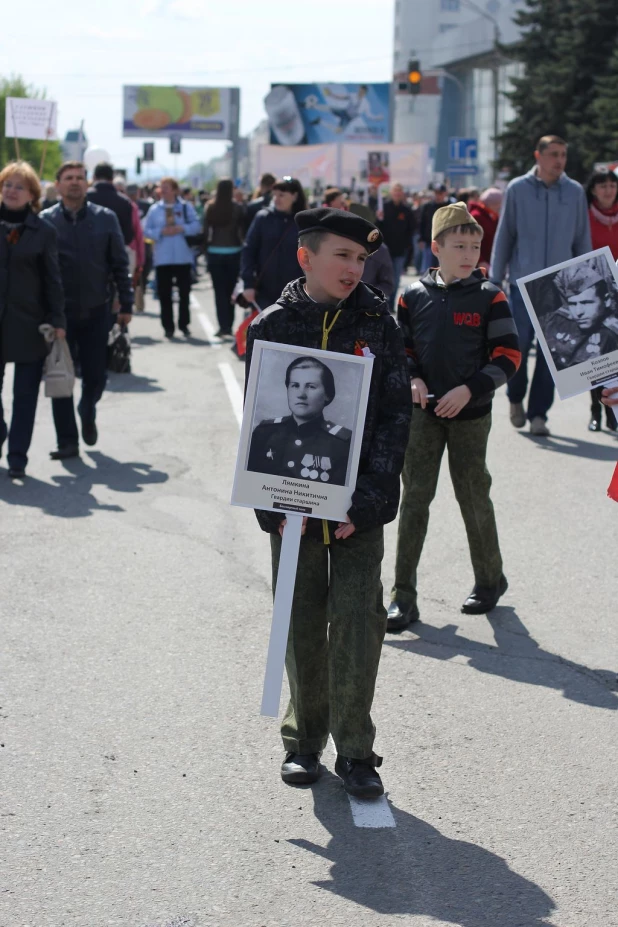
left=245, top=278, right=412, bottom=538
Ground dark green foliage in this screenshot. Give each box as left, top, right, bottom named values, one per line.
left=497, top=0, right=618, bottom=182
left=0, top=76, right=63, bottom=180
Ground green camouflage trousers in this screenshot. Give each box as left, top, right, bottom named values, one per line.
left=392, top=409, right=503, bottom=606
left=271, top=526, right=386, bottom=759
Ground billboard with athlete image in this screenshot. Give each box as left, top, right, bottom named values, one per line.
left=232, top=342, right=373, bottom=521
left=265, top=83, right=391, bottom=146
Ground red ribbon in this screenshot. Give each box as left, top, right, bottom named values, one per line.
left=608, top=463, right=618, bottom=503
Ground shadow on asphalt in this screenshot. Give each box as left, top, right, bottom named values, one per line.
left=385, top=606, right=617, bottom=710
left=106, top=372, right=164, bottom=393
left=289, top=771, right=557, bottom=926
left=519, top=431, right=618, bottom=460
left=0, top=451, right=168, bottom=518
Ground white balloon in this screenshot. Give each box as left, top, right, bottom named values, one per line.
left=83, top=147, right=111, bottom=171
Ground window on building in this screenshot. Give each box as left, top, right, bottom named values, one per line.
left=440, top=0, right=460, bottom=11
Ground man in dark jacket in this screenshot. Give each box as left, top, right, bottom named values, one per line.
left=246, top=208, right=411, bottom=799
left=244, top=172, right=276, bottom=233
left=87, top=162, right=134, bottom=245
left=240, top=204, right=301, bottom=310
left=41, top=161, right=133, bottom=458
left=418, top=183, right=450, bottom=273
left=378, top=183, right=416, bottom=310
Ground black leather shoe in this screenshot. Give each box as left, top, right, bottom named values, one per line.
left=589, top=417, right=601, bottom=432
left=81, top=420, right=98, bottom=447
left=164, top=331, right=174, bottom=340
left=180, top=327, right=191, bottom=338
left=461, top=574, right=508, bottom=614
left=335, top=753, right=384, bottom=798
left=280, top=753, right=320, bottom=785
left=386, top=601, right=420, bottom=632
left=8, top=467, right=26, bottom=480
left=50, top=445, right=79, bottom=461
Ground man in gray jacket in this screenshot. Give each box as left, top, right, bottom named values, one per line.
left=490, top=135, right=591, bottom=435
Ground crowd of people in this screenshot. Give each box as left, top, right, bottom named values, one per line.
left=1, top=134, right=617, bottom=485
left=0, top=134, right=617, bottom=798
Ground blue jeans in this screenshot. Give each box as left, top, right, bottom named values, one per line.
left=507, top=286, right=555, bottom=421
left=389, top=254, right=406, bottom=311
left=0, top=358, right=45, bottom=469
left=421, top=245, right=434, bottom=274
left=52, top=310, right=109, bottom=448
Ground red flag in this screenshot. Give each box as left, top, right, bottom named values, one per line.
left=235, top=309, right=259, bottom=358
left=608, top=463, right=618, bottom=503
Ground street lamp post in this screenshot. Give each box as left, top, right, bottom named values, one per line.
left=459, top=0, right=502, bottom=175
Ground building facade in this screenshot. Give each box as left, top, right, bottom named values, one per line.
left=393, top=0, right=526, bottom=188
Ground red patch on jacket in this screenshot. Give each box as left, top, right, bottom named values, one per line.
left=453, top=312, right=481, bottom=327
left=354, top=340, right=369, bottom=356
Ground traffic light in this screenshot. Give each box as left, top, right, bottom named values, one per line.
left=407, top=59, right=422, bottom=95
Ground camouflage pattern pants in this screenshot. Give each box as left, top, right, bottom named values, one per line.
left=392, top=409, right=503, bottom=606
left=271, top=526, right=386, bottom=759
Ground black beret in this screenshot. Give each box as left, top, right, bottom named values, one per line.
left=295, top=207, right=383, bottom=254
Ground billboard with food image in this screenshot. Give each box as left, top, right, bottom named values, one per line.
left=122, top=86, right=237, bottom=139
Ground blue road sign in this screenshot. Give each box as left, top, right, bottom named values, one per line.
left=447, top=164, right=479, bottom=176
left=448, top=137, right=478, bottom=161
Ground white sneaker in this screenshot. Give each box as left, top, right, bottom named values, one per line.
left=509, top=402, right=526, bottom=428
left=529, top=416, right=550, bottom=436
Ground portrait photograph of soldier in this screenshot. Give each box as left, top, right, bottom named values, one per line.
left=522, top=251, right=618, bottom=373
left=246, top=351, right=363, bottom=487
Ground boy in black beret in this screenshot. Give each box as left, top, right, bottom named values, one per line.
left=246, top=207, right=411, bottom=798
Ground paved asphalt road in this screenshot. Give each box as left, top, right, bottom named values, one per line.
left=1, top=275, right=616, bottom=927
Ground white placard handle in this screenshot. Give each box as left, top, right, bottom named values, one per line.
left=260, top=513, right=303, bottom=717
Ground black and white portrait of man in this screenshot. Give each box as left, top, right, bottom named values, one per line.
left=526, top=253, right=618, bottom=372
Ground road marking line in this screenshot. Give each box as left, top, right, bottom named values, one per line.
left=198, top=313, right=222, bottom=348
left=348, top=795, right=396, bottom=828
left=218, top=362, right=243, bottom=427
left=220, top=394, right=395, bottom=829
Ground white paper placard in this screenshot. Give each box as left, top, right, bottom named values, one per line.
left=5, top=98, right=57, bottom=141
left=231, top=340, right=373, bottom=522
left=517, top=247, right=618, bottom=399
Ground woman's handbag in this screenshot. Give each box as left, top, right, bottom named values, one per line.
left=39, top=325, right=75, bottom=398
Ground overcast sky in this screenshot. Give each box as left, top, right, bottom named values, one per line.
left=2, top=0, right=394, bottom=174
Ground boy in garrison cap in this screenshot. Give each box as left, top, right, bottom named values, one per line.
left=388, top=202, right=521, bottom=632
left=246, top=207, right=411, bottom=799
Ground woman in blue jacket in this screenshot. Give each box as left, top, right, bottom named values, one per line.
left=240, top=177, right=307, bottom=310
left=143, top=177, right=202, bottom=338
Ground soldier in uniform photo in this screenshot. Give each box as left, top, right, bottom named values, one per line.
left=247, top=356, right=351, bottom=486
left=540, top=257, right=618, bottom=371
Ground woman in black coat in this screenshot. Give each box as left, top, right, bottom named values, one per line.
left=0, top=161, right=66, bottom=479
left=240, top=177, right=307, bottom=310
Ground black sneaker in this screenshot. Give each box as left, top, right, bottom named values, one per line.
left=335, top=753, right=384, bottom=798
left=50, top=445, right=79, bottom=461
left=81, top=420, right=98, bottom=447
left=280, top=752, right=320, bottom=785
left=180, top=327, right=191, bottom=338
left=8, top=467, right=26, bottom=480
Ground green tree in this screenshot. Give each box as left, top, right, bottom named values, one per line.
left=0, top=75, right=63, bottom=180
left=497, top=0, right=618, bottom=182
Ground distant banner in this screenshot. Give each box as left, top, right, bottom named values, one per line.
left=257, top=145, right=338, bottom=188
left=265, top=83, right=390, bottom=145
left=341, top=144, right=429, bottom=190
left=122, top=86, right=237, bottom=139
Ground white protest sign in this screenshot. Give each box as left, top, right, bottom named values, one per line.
left=5, top=98, right=57, bottom=141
